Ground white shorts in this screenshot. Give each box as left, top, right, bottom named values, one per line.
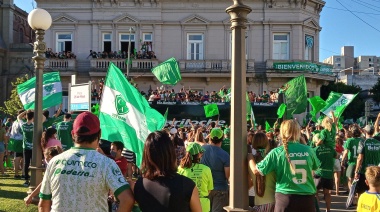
left=333, top=159, right=341, bottom=172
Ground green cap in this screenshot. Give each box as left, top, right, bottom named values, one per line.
left=210, top=128, right=223, bottom=139
left=223, top=128, right=230, bottom=135
left=186, top=142, right=205, bottom=156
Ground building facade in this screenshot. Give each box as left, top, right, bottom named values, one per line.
left=0, top=0, right=34, bottom=108
left=2, top=0, right=334, bottom=112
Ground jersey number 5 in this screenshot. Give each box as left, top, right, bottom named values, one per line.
left=291, top=160, right=307, bottom=184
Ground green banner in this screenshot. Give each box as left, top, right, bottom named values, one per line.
left=273, top=62, right=333, bottom=75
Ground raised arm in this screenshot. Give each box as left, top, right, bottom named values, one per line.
left=53, top=104, right=62, bottom=118
left=17, top=110, right=27, bottom=121
left=375, top=113, right=380, bottom=135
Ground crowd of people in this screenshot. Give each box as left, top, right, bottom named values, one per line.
left=89, top=85, right=284, bottom=104
left=1, top=107, right=380, bottom=211
left=45, top=48, right=77, bottom=59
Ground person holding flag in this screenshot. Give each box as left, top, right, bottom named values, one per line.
left=316, top=112, right=338, bottom=149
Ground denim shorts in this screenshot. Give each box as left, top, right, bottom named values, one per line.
left=0, top=141, right=5, bottom=153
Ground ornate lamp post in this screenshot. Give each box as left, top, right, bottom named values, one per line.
left=225, top=1, right=251, bottom=211
left=27, top=8, right=52, bottom=202
left=126, top=27, right=135, bottom=78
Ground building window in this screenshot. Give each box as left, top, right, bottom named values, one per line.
left=337, top=64, right=341, bottom=67
left=369, top=64, right=372, bottom=67
left=335, top=58, right=341, bottom=62
left=56, top=33, right=72, bottom=52
left=273, top=33, right=289, bottom=60
left=304, top=35, right=314, bottom=61
left=119, top=33, right=135, bottom=55
left=369, top=58, right=372, bottom=62
left=142, top=33, right=153, bottom=53
left=103, top=33, right=112, bottom=53
left=187, top=34, right=204, bottom=60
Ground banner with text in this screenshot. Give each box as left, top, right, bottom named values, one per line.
left=273, top=62, right=333, bottom=75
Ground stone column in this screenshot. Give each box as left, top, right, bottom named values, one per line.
left=224, top=1, right=251, bottom=211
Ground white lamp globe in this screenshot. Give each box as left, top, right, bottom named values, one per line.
left=28, top=8, right=52, bottom=31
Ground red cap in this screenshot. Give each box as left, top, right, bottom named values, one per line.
left=72, top=112, right=100, bottom=136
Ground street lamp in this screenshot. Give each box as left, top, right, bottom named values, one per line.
left=225, top=0, right=251, bottom=211
left=126, top=27, right=134, bottom=78
left=27, top=8, right=52, bottom=202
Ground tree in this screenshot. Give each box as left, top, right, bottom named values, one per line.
left=370, top=78, right=380, bottom=104
left=321, top=81, right=364, bottom=119
left=0, top=75, right=29, bottom=116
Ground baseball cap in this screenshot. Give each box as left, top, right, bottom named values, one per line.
left=210, top=128, right=223, bottom=139
left=170, top=128, right=178, bottom=135
left=364, top=125, right=374, bottom=132
left=72, top=112, right=100, bottom=136
left=186, top=142, right=205, bottom=155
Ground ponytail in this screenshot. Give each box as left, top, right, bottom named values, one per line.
left=283, top=139, right=295, bottom=174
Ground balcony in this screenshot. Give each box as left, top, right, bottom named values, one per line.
left=44, top=59, right=76, bottom=71
left=178, top=59, right=255, bottom=73
left=90, top=59, right=159, bottom=72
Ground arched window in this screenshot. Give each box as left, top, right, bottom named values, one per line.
left=19, top=28, right=24, bottom=43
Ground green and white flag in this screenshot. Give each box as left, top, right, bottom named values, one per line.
left=357, top=116, right=366, bottom=127
left=284, top=75, right=307, bottom=119
left=151, top=57, right=182, bottom=85
left=321, top=91, right=357, bottom=118
left=17, top=72, right=62, bottom=110
left=99, top=63, right=166, bottom=167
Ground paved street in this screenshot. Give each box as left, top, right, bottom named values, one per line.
left=318, top=191, right=356, bottom=212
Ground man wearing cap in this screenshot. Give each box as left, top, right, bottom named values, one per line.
left=201, top=128, right=230, bottom=212
left=38, top=112, right=134, bottom=211
left=354, top=124, right=380, bottom=195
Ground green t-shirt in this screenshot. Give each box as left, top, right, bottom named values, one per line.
left=22, top=123, right=34, bottom=150
left=314, top=145, right=336, bottom=179
left=357, top=138, right=380, bottom=174
left=221, top=137, right=230, bottom=155
left=43, top=117, right=56, bottom=130
left=177, top=163, right=213, bottom=212
left=56, top=121, right=73, bottom=151
left=319, top=125, right=336, bottom=149
left=343, top=137, right=362, bottom=165
left=256, top=142, right=320, bottom=195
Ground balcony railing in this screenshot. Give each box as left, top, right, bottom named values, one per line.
left=44, top=59, right=76, bottom=70
left=90, top=59, right=159, bottom=71
left=179, top=59, right=255, bottom=72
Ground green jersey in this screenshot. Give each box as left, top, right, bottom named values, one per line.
left=319, top=125, right=336, bottom=149
left=221, top=137, right=230, bottom=155
left=43, top=117, right=56, bottom=130
left=21, top=123, right=34, bottom=150
left=257, top=142, right=320, bottom=195
left=314, top=145, right=336, bottom=179
left=343, top=137, right=362, bottom=165
left=56, top=121, right=73, bottom=151
left=357, top=138, right=380, bottom=174
left=178, top=163, right=213, bottom=212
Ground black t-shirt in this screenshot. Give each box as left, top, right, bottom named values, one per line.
left=134, top=174, right=195, bottom=212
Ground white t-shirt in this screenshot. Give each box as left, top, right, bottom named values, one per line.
left=39, top=147, right=129, bottom=212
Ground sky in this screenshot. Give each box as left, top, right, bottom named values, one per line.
left=14, top=0, right=380, bottom=62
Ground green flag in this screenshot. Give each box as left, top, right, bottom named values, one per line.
left=17, top=72, right=62, bottom=110
left=163, top=107, right=168, bottom=121
left=357, top=116, right=366, bottom=127
left=99, top=63, right=166, bottom=167
left=204, top=104, right=219, bottom=118
left=265, top=121, right=271, bottom=132
left=308, top=96, right=327, bottom=122
left=151, top=57, right=182, bottom=85
left=277, top=103, right=287, bottom=118
left=321, top=91, right=357, bottom=118
left=284, top=75, right=307, bottom=119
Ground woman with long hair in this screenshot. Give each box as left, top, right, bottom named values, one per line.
left=0, top=120, right=8, bottom=176
left=248, top=120, right=320, bottom=211
left=248, top=132, right=276, bottom=212
left=134, top=130, right=202, bottom=212
left=316, top=113, right=337, bottom=148
left=194, top=128, right=206, bottom=146
left=41, top=128, right=62, bottom=151
left=178, top=142, right=213, bottom=212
